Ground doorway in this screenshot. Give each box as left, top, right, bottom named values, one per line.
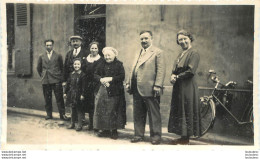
left=74, top=4, right=106, bottom=56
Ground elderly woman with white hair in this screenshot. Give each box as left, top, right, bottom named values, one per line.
left=93, top=47, right=126, bottom=139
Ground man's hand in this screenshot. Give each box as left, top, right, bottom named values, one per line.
left=153, top=86, right=161, bottom=97
left=126, top=84, right=132, bottom=94
left=125, top=84, right=130, bottom=89
left=62, top=82, right=67, bottom=86
left=63, top=94, right=67, bottom=99
left=80, top=95, right=84, bottom=100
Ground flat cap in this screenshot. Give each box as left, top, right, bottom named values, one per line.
left=70, top=35, right=83, bottom=41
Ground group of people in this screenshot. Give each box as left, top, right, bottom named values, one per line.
left=37, top=29, right=201, bottom=145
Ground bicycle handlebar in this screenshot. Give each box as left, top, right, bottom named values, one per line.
left=225, top=81, right=237, bottom=87
left=209, top=70, right=237, bottom=88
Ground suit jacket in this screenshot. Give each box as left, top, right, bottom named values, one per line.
left=37, top=50, right=63, bottom=84
left=127, top=46, right=166, bottom=97
left=63, top=47, right=87, bottom=82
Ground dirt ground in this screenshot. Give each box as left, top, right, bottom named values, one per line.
left=6, top=108, right=184, bottom=149
left=4, top=107, right=254, bottom=150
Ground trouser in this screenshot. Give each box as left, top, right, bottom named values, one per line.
left=42, top=83, right=65, bottom=117
left=71, top=106, right=84, bottom=127
left=89, top=111, right=94, bottom=128
left=132, top=79, right=162, bottom=138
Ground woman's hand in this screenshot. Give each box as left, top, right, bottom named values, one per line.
left=104, top=82, right=110, bottom=87
left=100, top=77, right=112, bottom=87
left=63, top=94, right=67, bottom=99
left=80, top=95, right=84, bottom=100
left=103, top=77, right=113, bottom=82
left=170, top=74, right=178, bottom=84
left=100, top=78, right=106, bottom=85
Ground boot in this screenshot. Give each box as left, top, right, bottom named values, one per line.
left=110, top=129, right=118, bottom=140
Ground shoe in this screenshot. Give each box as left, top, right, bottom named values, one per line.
left=76, top=126, right=82, bottom=131
left=177, top=138, right=189, bottom=145
left=86, top=125, right=93, bottom=131
left=45, top=116, right=53, bottom=120
left=110, top=130, right=118, bottom=140
left=151, top=136, right=161, bottom=145
left=94, top=129, right=99, bottom=134
left=67, top=124, right=75, bottom=129
left=169, top=138, right=189, bottom=145
left=97, top=130, right=110, bottom=137
left=130, top=136, right=144, bottom=143
left=60, top=114, right=69, bottom=121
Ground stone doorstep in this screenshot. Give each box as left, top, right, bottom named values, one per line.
left=6, top=107, right=253, bottom=145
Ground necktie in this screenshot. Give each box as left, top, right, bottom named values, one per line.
left=47, top=52, right=51, bottom=60
left=140, top=49, right=146, bottom=58
left=73, top=49, right=77, bottom=57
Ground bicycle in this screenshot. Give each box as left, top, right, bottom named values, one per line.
left=199, top=70, right=253, bottom=136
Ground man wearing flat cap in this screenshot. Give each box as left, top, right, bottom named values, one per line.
left=63, top=36, right=87, bottom=83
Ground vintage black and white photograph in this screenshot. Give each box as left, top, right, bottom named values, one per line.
left=3, top=2, right=257, bottom=149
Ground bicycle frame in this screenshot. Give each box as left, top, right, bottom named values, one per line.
left=209, top=81, right=252, bottom=125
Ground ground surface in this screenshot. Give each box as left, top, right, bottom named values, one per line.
left=3, top=107, right=254, bottom=150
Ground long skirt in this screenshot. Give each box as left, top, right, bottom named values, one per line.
left=168, top=79, right=201, bottom=137
left=93, top=85, right=125, bottom=130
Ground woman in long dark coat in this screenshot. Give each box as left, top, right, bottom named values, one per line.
left=168, top=30, right=201, bottom=145
left=84, top=41, right=104, bottom=130
left=93, top=47, right=126, bottom=140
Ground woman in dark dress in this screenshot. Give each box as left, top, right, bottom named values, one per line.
left=93, top=47, right=126, bottom=140
left=84, top=42, right=104, bottom=130
left=168, top=30, right=201, bottom=145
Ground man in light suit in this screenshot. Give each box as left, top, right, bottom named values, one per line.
left=37, top=39, right=68, bottom=120
left=126, top=31, right=166, bottom=145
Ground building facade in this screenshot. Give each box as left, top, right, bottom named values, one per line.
left=7, top=4, right=254, bottom=136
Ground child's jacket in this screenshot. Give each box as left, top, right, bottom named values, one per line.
left=65, top=71, right=87, bottom=108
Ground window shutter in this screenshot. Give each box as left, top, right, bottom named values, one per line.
left=16, top=4, right=27, bottom=26
left=14, top=3, right=32, bottom=76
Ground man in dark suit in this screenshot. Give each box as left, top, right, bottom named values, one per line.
left=63, top=36, right=87, bottom=84
left=37, top=39, right=68, bottom=120
left=126, top=31, right=166, bottom=145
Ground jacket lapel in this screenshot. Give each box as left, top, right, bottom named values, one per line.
left=77, top=48, right=84, bottom=58
left=135, top=46, right=156, bottom=70
left=49, top=51, right=56, bottom=62
left=43, top=51, right=50, bottom=63
left=131, top=50, right=142, bottom=70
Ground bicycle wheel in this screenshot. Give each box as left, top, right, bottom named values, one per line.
left=200, top=98, right=216, bottom=136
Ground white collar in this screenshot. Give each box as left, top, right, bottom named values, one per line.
left=142, top=44, right=152, bottom=52
left=74, top=47, right=81, bottom=53
left=87, top=54, right=101, bottom=63
left=46, top=50, right=53, bottom=54
left=72, top=70, right=82, bottom=74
